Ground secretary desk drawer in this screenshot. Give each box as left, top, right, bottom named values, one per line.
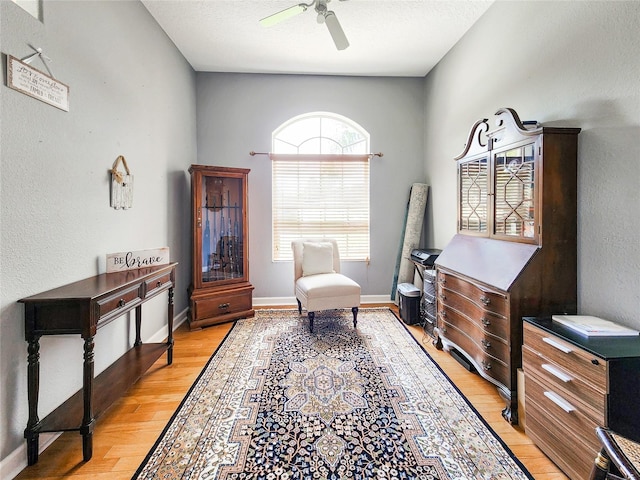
left=440, top=318, right=511, bottom=388
left=440, top=288, right=510, bottom=341
left=438, top=271, right=508, bottom=317
left=524, top=322, right=607, bottom=391
left=440, top=305, right=510, bottom=362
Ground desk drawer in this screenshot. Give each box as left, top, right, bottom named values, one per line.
left=524, top=322, right=606, bottom=391
left=522, top=344, right=606, bottom=415
left=97, top=285, right=141, bottom=322
left=441, top=318, right=511, bottom=388
left=441, top=305, right=510, bottom=362
left=525, top=404, right=597, bottom=480
left=144, top=271, right=173, bottom=297
left=525, top=373, right=601, bottom=452
left=440, top=290, right=509, bottom=341
left=438, top=271, right=508, bottom=317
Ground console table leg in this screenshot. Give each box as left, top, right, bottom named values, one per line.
left=167, top=287, right=174, bottom=365
left=26, top=433, right=39, bottom=466
left=25, top=335, right=41, bottom=465
left=81, top=336, right=95, bottom=461
left=134, top=305, right=142, bottom=347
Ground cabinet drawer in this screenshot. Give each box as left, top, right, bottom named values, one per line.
left=525, top=373, right=601, bottom=452
left=522, top=344, right=605, bottom=416
left=97, top=285, right=142, bottom=322
left=193, top=290, right=252, bottom=320
left=525, top=405, right=597, bottom=480
left=441, top=319, right=511, bottom=388
left=524, top=322, right=607, bottom=391
left=144, top=271, right=172, bottom=297
left=441, top=305, right=510, bottom=362
left=438, top=271, right=508, bottom=317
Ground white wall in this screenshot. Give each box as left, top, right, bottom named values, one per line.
left=196, top=73, right=426, bottom=299
left=0, top=0, right=196, bottom=469
left=424, top=0, right=640, bottom=327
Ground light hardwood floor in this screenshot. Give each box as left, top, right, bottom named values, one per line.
left=14, top=306, right=568, bottom=479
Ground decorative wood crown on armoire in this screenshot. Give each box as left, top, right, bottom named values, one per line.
left=434, top=108, right=580, bottom=424
left=188, top=165, right=254, bottom=330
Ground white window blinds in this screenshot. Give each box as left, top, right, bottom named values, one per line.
left=271, top=154, right=370, bottom=261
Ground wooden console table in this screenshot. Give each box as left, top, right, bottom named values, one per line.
left=19, top=262, right=177, bottom=465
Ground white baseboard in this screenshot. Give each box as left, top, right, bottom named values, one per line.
left=1, top=432, right=60, bottom=480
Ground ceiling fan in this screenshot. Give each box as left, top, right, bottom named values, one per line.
left=260, top=0, right=350, bottom=51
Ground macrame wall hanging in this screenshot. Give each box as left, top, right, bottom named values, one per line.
left=110, top=155, right=134, bottom=209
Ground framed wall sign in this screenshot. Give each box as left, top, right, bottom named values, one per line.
left=7, top=55, right=69, bottom=111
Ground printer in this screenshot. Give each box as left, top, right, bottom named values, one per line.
left=410, top=248, right=441, bottom=267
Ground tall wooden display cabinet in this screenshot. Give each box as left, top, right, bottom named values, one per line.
left=188, top=165, right=254, bottom=330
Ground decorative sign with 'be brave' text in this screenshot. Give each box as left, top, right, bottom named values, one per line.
left=106, top=247, right=170, bottom=273
left=7, top=55, right=70, bottom=111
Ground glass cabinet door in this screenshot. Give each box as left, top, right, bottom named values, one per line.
left=200, top=174, right=244, bottom=284
left=493, top=143, right=536, bottom=239
left=458, top=157, right=488, bottom=234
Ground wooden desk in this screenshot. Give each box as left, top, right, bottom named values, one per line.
left=19, top=262, right=177, bottom=465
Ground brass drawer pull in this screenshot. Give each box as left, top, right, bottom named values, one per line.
left=218, top=303, right=230, bottom=310
left=544, top=390, right=576, bottom=413
left=481, top=339, right=491, bottom=350
left=118, top=299, right=126, bottom=308
left=481, top=317, right=491, bottom=327
left=156, top=281, right=163, bottom=288
left=542, top=336, right=573, bottom=354
left=480, top=295, right=490, bottom=306
left=482, top=361, right=492, bottom=371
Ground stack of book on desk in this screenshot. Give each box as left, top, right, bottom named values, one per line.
left=552, top=315, right=640, bottom=337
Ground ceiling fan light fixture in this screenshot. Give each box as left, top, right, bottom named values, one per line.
left=260, top=0, right=350, bottom=50
left=259, top=4, right=307, bottom=27
left=324, top=11, right=349, bottom=50
left=315, top=0, right=327, bottom=23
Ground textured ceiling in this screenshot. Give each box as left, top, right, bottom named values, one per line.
left=141, top=0, right=494, bottom=77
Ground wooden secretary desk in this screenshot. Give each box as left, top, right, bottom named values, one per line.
left=19, top=262, right=177, bottom=465
left=434, top=108, right=580, bottom=424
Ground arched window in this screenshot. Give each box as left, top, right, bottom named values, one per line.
left=271, top=112, right=370, bottom=261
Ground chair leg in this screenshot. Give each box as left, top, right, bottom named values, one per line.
left=352, top=307, right=359, bottom=328
left=308, top=312, right=315, bottom=333
left=297, top=299, right=302, bottom=314
left=589, top=450, right=610, bottom=480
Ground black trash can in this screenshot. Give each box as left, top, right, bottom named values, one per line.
left=397, top=283, right=421, bottom=325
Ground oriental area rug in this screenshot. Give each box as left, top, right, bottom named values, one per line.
left=134, top=308, right=532, bottom=479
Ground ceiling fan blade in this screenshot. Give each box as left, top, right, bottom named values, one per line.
left=259, top=4, right=307, bottom=27
left=324, top=11, right=349, bottom=50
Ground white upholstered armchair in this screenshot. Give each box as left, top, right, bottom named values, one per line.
left=291, top=239, right=361, bottom=333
